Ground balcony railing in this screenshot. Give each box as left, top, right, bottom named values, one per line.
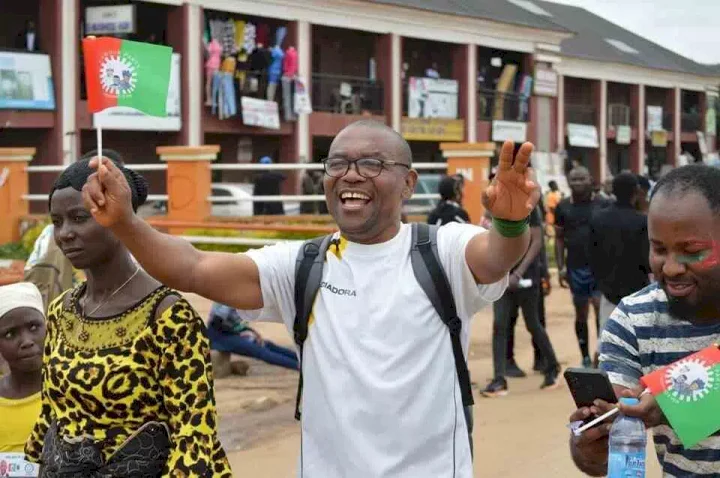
left=681, top=112, right=702, bottom=132
left=311, top=73, right=384, bottom=115
left=477, top=89, right=529, bottom=122
left=565, top=103, right=596, bottom=125
left=608, top=103, right=631, bottom=127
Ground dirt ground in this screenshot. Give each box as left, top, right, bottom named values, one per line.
left=188, top=286, right=662, bottom=477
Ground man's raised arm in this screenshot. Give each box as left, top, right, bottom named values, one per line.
left=82, top=157, right=263, bottom=310
left=465, top=141, right=537, bottom=284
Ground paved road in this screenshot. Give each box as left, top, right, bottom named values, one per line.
left=189, top=287, right=662, bottom=477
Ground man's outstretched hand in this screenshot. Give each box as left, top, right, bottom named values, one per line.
left=482, top=141, right=540, bottom=221
left=82, top=157, right=134, bottom=228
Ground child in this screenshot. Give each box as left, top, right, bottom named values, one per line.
left=0, top=282, right=46, bottom=475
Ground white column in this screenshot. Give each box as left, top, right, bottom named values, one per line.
left=637, top=84, right=645, bottom=173
left=61, top=0, right=77, bottom=165
left=297, top=21, right=311, bottom=162
left=466, top=44, right=477, bottom=142
left=186, top=4, right=202, bottom=146
left=674, top=86, right=682, bottom=161
left=391, top=34, right=402, bottom=132
left=599, top=79, right=607, bottom=181
left=557, top=74, right=565, bottom=151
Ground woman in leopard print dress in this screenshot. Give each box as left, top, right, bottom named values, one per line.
left=24, top=154, right=232, bottom=477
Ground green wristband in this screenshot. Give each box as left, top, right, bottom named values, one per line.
left=492, top=217, right=529, bottom=238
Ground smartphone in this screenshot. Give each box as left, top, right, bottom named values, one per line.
left=564, top=367, right=617, bottom=410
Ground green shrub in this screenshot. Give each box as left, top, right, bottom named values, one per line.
left=0, top=242, right=28, bottom=260
left=21, top=221, right=51, bottom=255
left=183, top=228, right=321, bottom=253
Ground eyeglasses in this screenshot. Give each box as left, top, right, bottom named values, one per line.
left=322, top=157, right=410, bottom=179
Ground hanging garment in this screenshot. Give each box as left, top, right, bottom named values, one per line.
left=256, top=23, right=270, bottom=46
left=275, top=26, right=287, bottom=48
left=243, top=22, right=256, bottom=53
left=281, top=76, right=297, bottom=122
left=283, top=47, right=298, bottom=77
left=234, top=20, right=246, bottom=53
left=220, top=19, right=236, bottom=56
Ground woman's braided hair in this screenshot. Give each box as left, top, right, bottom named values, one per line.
left=49, top=149, right=149, bottom=212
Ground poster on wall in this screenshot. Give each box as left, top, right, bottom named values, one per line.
left=616, top=125, right=631, bottom=145
left=646, top=105, right=663, bottom=132
left=533, top=66, right=557, bottom=97
left=407, top=77, right=458, bottom=119
left=0, top=51, right=55, bottom=110
left=93, top=53, right=180, bottom=131
left=242, top=97, right=280, bottom=130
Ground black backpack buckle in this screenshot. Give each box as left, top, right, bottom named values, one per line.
left=448, top=316, right=462, bottom=335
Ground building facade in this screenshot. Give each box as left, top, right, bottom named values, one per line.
left=1, top=0, right=717, bottom=199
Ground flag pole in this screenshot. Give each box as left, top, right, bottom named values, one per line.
left=96, top=116, right=103, bottom=160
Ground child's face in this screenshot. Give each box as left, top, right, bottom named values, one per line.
left=0, top=308, right=45, bottom=373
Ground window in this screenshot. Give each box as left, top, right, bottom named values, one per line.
left=604, top=39, right=640, bottom=55
left=507, top=0, right=553, bottom=17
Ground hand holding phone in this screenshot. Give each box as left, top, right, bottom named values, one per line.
left=564, top=368, right=618, bottom=430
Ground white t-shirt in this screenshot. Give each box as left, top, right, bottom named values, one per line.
left=243, top=223, right=507, bottom=478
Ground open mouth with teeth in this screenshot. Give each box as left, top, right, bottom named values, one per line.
left=340, top=191, right=372, bottom=210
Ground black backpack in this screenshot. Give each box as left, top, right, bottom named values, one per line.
left=293, top=223, right=475, bottom=453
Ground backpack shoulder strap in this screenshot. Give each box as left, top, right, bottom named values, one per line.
left=292, top=234, right=334, bottom=420
left=410, top=223, right=474, bottom=407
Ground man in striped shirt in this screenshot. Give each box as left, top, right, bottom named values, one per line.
left=569, top=164, right=720, bottom=477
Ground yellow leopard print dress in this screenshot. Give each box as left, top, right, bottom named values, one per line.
left=24, top=285, right=233, bottom=477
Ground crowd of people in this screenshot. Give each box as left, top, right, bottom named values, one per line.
left=0, top=119, right=719, bottom=477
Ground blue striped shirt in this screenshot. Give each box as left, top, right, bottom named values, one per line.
left=599, top=283, right=720, bottom=477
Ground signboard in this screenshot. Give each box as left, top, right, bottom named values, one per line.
left=85, top=5, right=136, bottom=35
left=647, top=105, right=663, bottom=132
left=650, top=130, right=668, bottom=147
left=566, top=123, right=599, bottom=148
left=0, top=52, right=55, bottom=110
left=616, top=125, right=631, bottom=145
left=407, top=77, right=458, bottom=119
left=533, top=66, right=557, bottom=97
left=93, top=53, right=180, bottom=131
left=401, top=118, right=464, bottom=141
left=492, top=120, right=527, bottom=143
left=293, top=77, right=312, bottom=115
left=241, top=97, right=280, bottom=130
left=0, top=453, right=39, bottom=477
left=532, top=152, right=570, bottom=196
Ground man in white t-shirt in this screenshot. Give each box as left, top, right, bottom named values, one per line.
left=81, top=120, right=541, bottom=477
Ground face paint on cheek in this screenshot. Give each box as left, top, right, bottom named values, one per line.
left=677, top=241, right=720, bottom=269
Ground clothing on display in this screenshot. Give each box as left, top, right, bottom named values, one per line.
left=205, top=40, right=222, bottom=106
left=275, top=26, right=288, bottom=49
left=283, top=46, right=298, bottom=77
left=234, top=20, right=246, bottom=53
left=256, top=23, right=270, bottom=47
left=243, top=22, right=256, bottom=54
left=281, top=76, right=297, bottom=122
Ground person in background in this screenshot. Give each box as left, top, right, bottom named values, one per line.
left=555, top=166, right=610, bottom=368
left=544, top=180, right=563, bottom=236
left=253, top=156, right=286, bottom=216
left=636, top=174, right=652, bottom=214
left=482, top=203, right=561, bottom=396
left=569, top=164, right=720, bottom=477
left=589, top=173, right=651, bottom=335
left=0, top=283, right=45, bottom=474
left=427, top=175, right=470, bottom=226
left=300, top=170, right=318, bottom=214
left=207, top=302, right=299, bottom=370
left=24, top=156, right=231, bottom=476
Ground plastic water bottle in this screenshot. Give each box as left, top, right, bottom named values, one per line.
left=607, top=397, right=647, bottom=478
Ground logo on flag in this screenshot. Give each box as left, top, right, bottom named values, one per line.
left=665, top=358, right=718, bottom=402
left=99, top=51, right=138, bottom=97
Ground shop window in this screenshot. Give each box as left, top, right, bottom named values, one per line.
left=0, top=1, right=40, bottom=51
left=203, top=10, right=291, bottom=122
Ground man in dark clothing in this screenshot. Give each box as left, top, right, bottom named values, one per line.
left=636, top=174, right=651, bottom=214
left=253, top=156, right=286, bottom=215
left=427, top=175, right=470, bottom=225
left=482, top=205, right=561, bottom=397
left=555, top=166, right=610, bottom=368
left=506, top=194, right=551, bottom=376
left=589, top=172, right=651, bottom=333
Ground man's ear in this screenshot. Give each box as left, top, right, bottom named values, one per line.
left=403, top=169, right=418, bottom=199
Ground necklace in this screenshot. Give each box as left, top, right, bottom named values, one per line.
left=82, top=267, right=141, bottom=318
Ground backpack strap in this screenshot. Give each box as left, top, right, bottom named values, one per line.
left=410, top=223, right=475, bottom=408
left=293, top=234, right=334, bottom=420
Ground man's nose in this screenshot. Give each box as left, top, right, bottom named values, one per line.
left=343, top=162, right=366, bottom=182
left=663, top=255, right=688, bottom=278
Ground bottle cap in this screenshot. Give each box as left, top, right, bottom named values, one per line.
left=620, top=397, right=639, bottom=406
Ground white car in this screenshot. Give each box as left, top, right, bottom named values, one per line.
left=138, top=183, right=299, bottom=218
